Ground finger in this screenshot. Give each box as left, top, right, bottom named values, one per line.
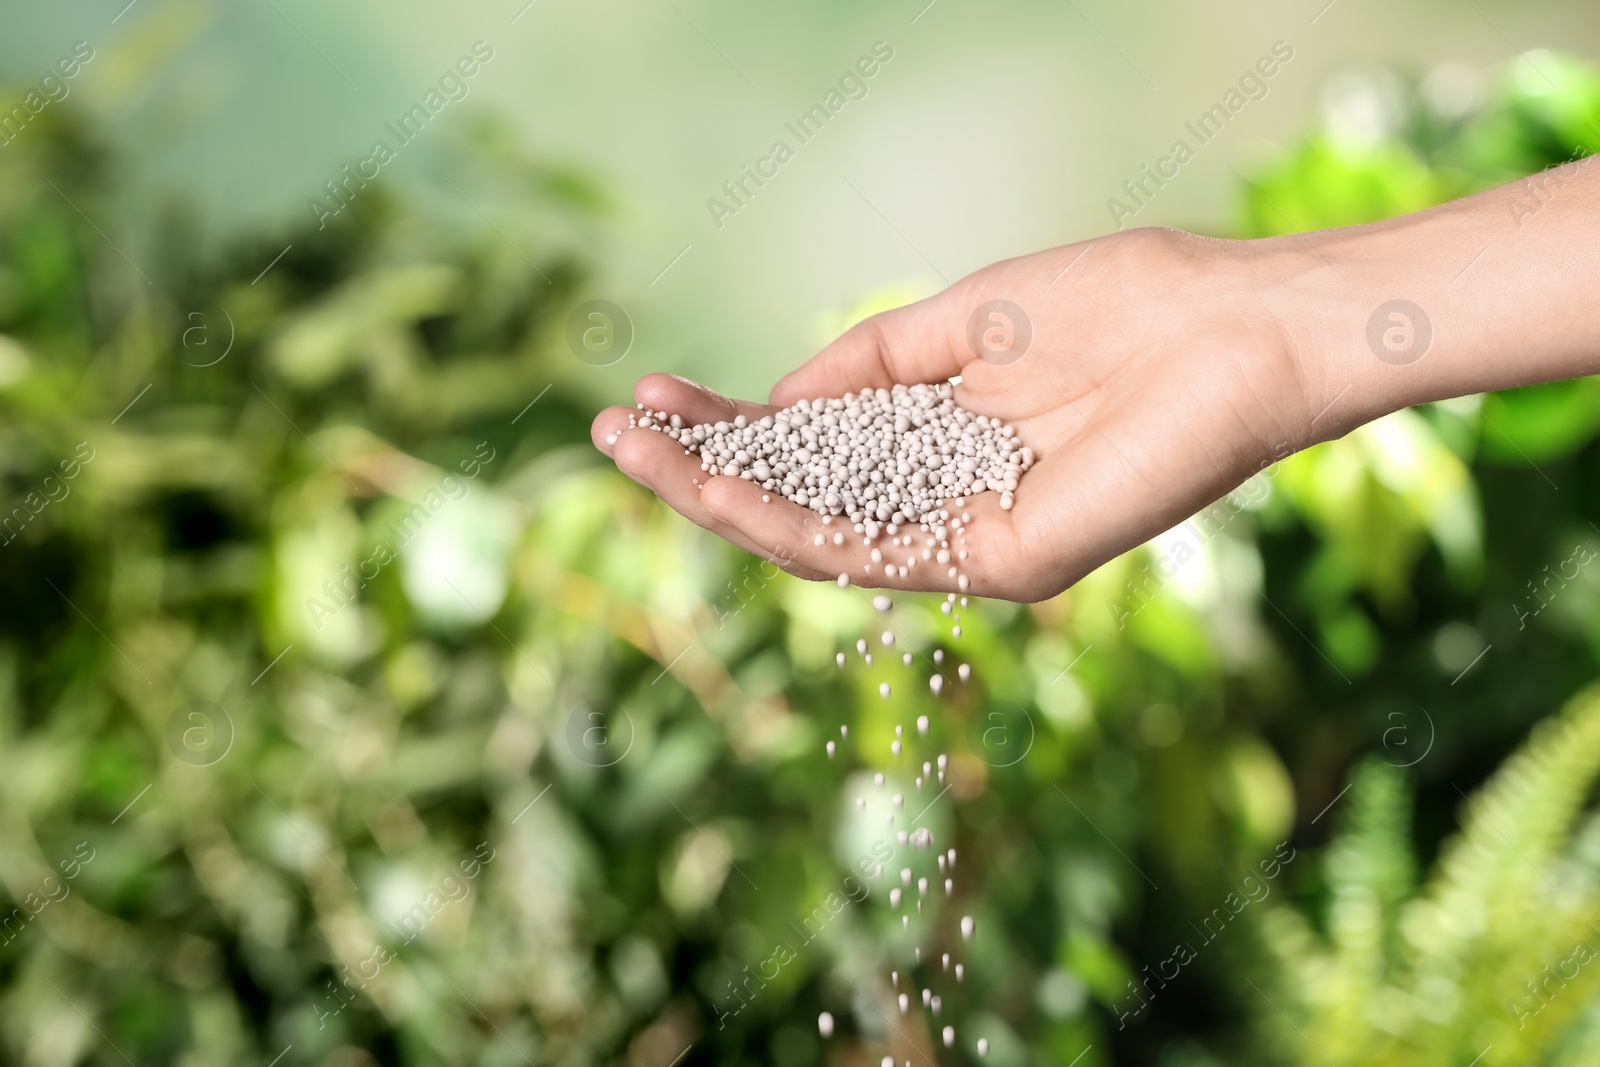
left=592, top=405, right=640, bottom=460
left=769, top=294, right=968, bottom=408
left=610, top=427, right=830, bottom=576
left=634, top=373, right=780, bottom=428
left=593, top=372, right=780, bottom=461
left=700, top=474, right=1000, bottom=597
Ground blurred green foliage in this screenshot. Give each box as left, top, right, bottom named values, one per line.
left=2, top=48, right=1600, bottom=1067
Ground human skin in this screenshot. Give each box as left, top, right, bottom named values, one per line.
left=591, top=158, right=1600, bottom=602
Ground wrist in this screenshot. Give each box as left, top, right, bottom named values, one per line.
left=1245, top=164, right=1600, bottom=445
left=1246, top=214, right=1466, bottom=444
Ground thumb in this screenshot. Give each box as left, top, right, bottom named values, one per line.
left=769, top=291, right=968, bottom=406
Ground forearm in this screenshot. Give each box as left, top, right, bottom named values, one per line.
left=1258, top=156, right=1600, bottom=440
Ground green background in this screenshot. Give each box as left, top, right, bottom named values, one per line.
left=4, top=3, right=1600, bottom=1065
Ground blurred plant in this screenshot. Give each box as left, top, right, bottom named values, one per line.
left=1250, top=686, right=1600, bottom=1066
left=2, top=39, right=1600, bottom=1067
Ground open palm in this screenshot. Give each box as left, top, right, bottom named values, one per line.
left=592, top=229, right=1315, bottom=602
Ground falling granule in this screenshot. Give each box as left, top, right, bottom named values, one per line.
left=873, top=595, right=893, bottom=612
left=856, top=797, right=866, bottom=810
left=940, top=602, right=952, bottom=615
left=917, top=715, right=929, bottom=735
left=902, top=652, right=913, bottom=666
left=882, top=1059, right=895, bottom=1067
left=930, top=675, right=944, bottom=695
left=901, top=867, right=913, bottom=885
left=898, top=994, right=909, bottom=1015
left=945, top=877, right=953, bottom=897
left=892, top=793, right=904, bottom=808
left=857, top=639, right=868, bottom=656
left=942, top=952, right=951, bottom=970
left=826, top=741, right=835, bottom=759
left=977, top=1038, right=990, bottom=1056
left=838, top=573, right=850, bottom=587
left=836, top=652, right=846, bottom=668
left=952, top=625, right=962, bottom=638
left=874, top=772, right=885, bottom=786
left=948, top=847, right=957, bottom=868
left=933, top=650, right=945, bottom=664
left=818, top=1012, right=834, bottom=1038
left=902, top=915, right=909, bottom=929
left=918, top=877, right=928, bottom=896
left=958, top=664, right=971, bottom=682
left=895, top=724, right=903, bottom=737
left=841, top=725, right=848, bottom=737
left=943, top=1026, right=955, bottom=1048
left=960, top=597, right=968, bottom=608
left=882, top=631, right=894, bottom=647
left=922, top=988, right=932, bottom=1007
left=891, top=970, right=899, bottom=987
left=879, top=682, right=891, bottom=699
left=891, top=740, right=902, bottom=756
left=955, top=964, right=964, bottom=981
left=960, top=915, right=975, bottom=940
left=937, top=753, right=948, bottom=771
left=865, top=654, right=873, bottom=665
left=890, top=888, right=902, bottom=908
left=931, top=995, right=942, bottom=1015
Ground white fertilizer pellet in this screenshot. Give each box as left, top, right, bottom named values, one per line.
left=630, top=384, right=1032, bottom=593
left=977, top=1038, right=989, bottom=1055
left=960, top=915, right=974, bottom=940
left=943, top=1026, right=955, bottom=1048
left=818, top=1012, right=833, bottom=1038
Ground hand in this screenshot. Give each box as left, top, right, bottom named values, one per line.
left=591, top=228, right=1319, bottom=602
